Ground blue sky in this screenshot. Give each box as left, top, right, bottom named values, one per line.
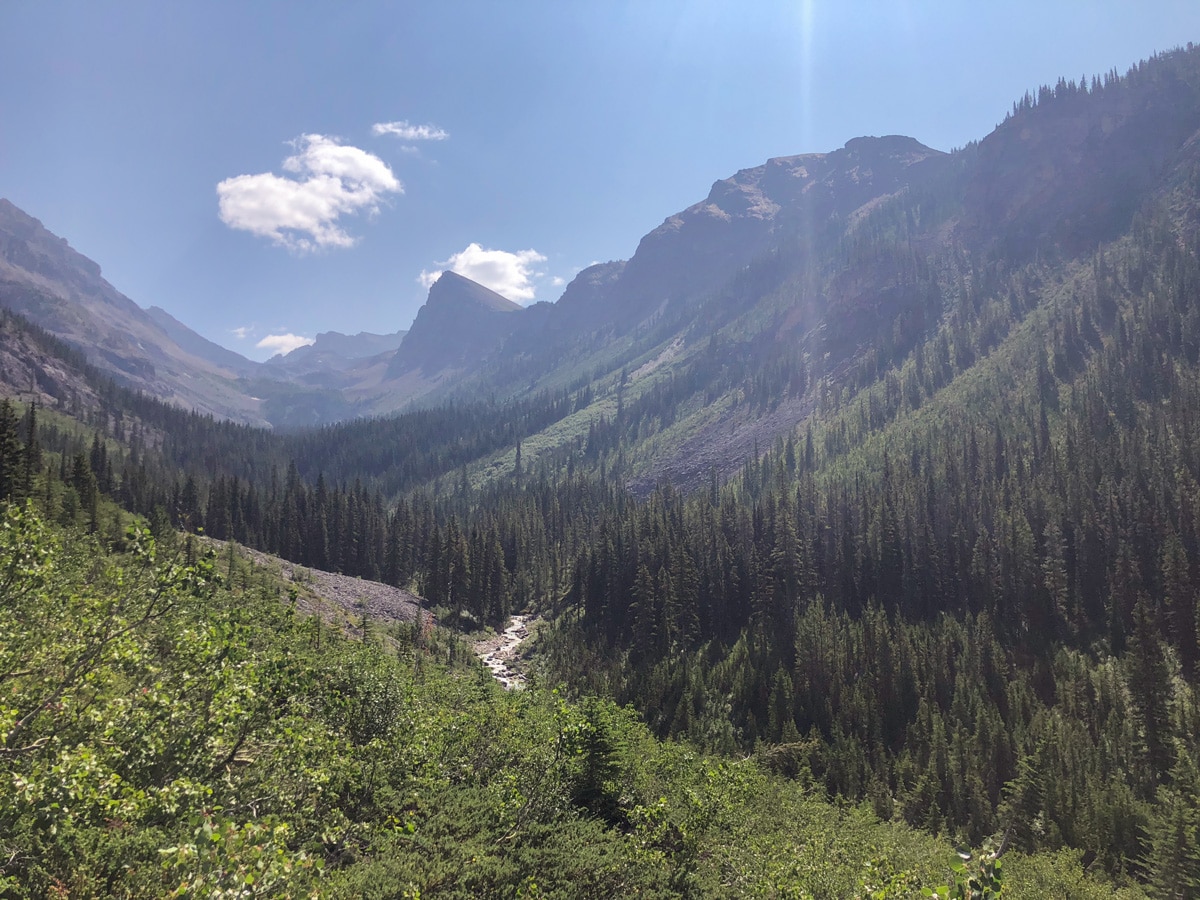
left=3, top=2, right=1199, bottom=360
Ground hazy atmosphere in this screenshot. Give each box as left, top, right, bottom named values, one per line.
left=4, top=2, right=1199, bottom=358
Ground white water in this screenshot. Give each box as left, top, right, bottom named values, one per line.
left=478, top=615, right=531, bottom=690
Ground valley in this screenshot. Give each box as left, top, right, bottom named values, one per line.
left=3, top=40, right=1200, bottom=898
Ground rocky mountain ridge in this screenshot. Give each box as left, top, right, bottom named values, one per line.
left=6, top=46, right=1200, bottom=474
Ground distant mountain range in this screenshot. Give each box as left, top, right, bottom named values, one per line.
left=0, top=132, right=955, bottom=431
left=5, top=44, right=1200, bottom=480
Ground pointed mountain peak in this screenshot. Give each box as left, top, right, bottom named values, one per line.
left=426, top=270, right=523, bottom=313
left=387, top=272, right=525, bottom=379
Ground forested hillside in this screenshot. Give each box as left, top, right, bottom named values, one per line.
left=2, top=483, right=1142, bottom=896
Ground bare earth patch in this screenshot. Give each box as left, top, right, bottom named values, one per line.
left=202, top=539, right=431, bottom=637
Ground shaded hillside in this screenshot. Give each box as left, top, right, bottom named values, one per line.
left=960, top=58, right=1200, bottom=257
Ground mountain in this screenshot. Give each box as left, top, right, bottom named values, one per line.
left=549, top=259, right=627, bottom=330
left=611, top=135, right=945, bottom=324
left=386, top=270, right=523, bottom=377
left=0, top=198, right=534, bottom=424
left=0, top=199, right=271, bottom=425
left=451, top=51, right=1200, bottom=493
left=0, top=200, right=393, bottom=428
left=336, top=137, right=951, bottom=421
left=264, top=328, right=407, bottom=383
left=144, top=304, right=260, bottom=378
left=297, top=329, right=407, bottom=362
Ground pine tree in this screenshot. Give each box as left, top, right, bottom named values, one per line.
left=21, top=401, right=40, bottom=499
left=1145, top=754, right=1200, bottom=898
left=1128, top=595, right=1175, bottom=785
left=0, top=400, right=22, bottom=502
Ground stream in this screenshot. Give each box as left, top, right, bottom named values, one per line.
left=475, top=615, right=531, bottom=689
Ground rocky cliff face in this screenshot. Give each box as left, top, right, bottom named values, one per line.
left=387, top=271, right=524, bottom=377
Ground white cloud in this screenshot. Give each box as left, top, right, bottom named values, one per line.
left=256, top=333, right=315, bottom=356
left=372, top=120, right=449, bottom=141
left=419, top=243, right=548, bottom=304
left=550, top=275, right=566, bottom=288
left=217, top=134, right=401, bottom=252
left=230, top=325, right=252, bottom=340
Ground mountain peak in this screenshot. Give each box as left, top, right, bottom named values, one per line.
left=426, top=271, right=524, bottom=313
left=605, top=135, right=946, bottom=325
left=841, top=133, right=937, bottom=156
left=386, top=272, right=525, bottom=379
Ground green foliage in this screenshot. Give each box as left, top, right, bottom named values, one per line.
left=923, top=852, right=1002, bottom=900
left=0, top=504, right=1136, bottom=897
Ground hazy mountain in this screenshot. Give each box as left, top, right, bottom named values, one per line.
left=0, top=199, right=271, bottom=426
left=265, top=329, right=408, bottom=383
left=145, top=305, right=260, bottom=378
left=386, top=271, right=523, bottom=378
left=300, top=329, right=408, bottom=362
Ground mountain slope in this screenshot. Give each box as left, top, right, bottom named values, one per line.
left=449, top=48, right=1200, bottom=495
left=0, top=199, right=271, bottom=425
left=144, top=304, right=260, bottom=378
left=613, top=135, right=946, bottom=321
